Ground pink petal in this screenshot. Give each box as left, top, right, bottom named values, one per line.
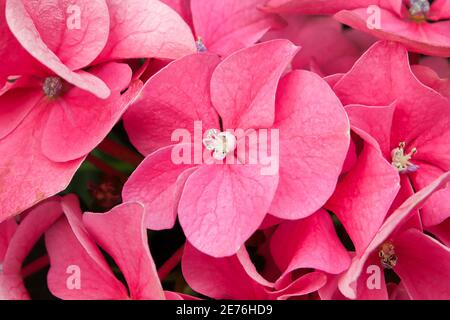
left=411, top=65, right=450, bottom=99
left=41, top=63, right=140, bottom=162
left=429, top=0, right=450, bottom=20
left=1, top=197, right=62, bottom=300
left=191, top=0, right=283, bottom=57
left=339, top=171, right=450, bottom=299
left=394, top=229, right=450, bottom=299
left=270, top=210, right=351, bottom=275
left=123, top=145, right=198, bottom=230
left=0, top=84, right=42, bottom=140
left=6, top=0, right=109, bottom=70
left=410, top=163, right=450, bottom=227
left=270, top=70, right=350, bottom=219
left=427, top=218, right=450, bottom=247
left=0, top=0, right=42, bottom=80
left=0, top=107, right=83, bottom=223
left=124, top=53, right=221, bottom=155
left=335, top=9, right=450, bottom=57
left=334, top=41, right=450, bottom=165
left=0, top=219, right=16, bottom=261
left=270, top=271, right=327, bottom=300
left=263, top=0, right=382, bottom=14
left=345, top=103, right=395, bottom=158
left=3, top=197, right=62, bottom=273
left=210, top=40, right=298, bottom=131
left=327, top=134, right=400, bottom=254
left=179, top=163, right=279, bottom=257
left=160, top=0, right=192, bottom=25
left=96, top=0, right=196, bottom=63
left=83, top=202, right=164, bottom=300
left=182, top=242, right=272, bottom=299
left=46, top=195, right=128, bottom=300
left=5, top=0, right=110, bottom=98
left=263, top=15, right=362, bottom=75
left=419, top=56, right=450, bottom=79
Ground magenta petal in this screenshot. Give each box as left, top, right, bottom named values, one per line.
left=270, top=70, right=350, bottom=219
left=46, top=195, right=128, bottom=300
left=124, top=53, right=221, bottom=155
left=270, top=210, right=351, bottom=275
left=210, top=40, right=298, bottom=130
left=83, top=202, right=164, bottom=300
left=182, top=243, right=272, bottom=299
left=191, top=0, right=283, bottom=57
left=339, top=172, right=450, bottom=299
left=41, top=63, right=139, bottom=162
left=394, top=229, right=450, bottom=300
left=179, top=164, right=279, bottom=257
left=0, top=107, right=83, bottom=222
left=123, top=145, right=198, bottom=230
left=96, top=0, right=195, bottom=63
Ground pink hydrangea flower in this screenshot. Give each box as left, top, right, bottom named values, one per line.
left=324, top=41, right=450, bottom=255
left=45, top=195, right=188, bottom=300
left=122, top=40, right=350, bottom=257
left=335, top=172, right=450, bottom=299
left=264, top=0, right=450, bottom=56
left=0, top=0, right=196, bottom=222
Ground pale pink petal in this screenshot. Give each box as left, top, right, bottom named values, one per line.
left=179, top=163, right=279, bottom=257
left=83, top=202, right=164, bottom=300
left=270, top=70, right=350, bottom=219
left=210, top=40, right=299, bottom=130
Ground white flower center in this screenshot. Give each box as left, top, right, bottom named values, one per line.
left=203, top=129, right=237, bottom=161
left=391, top=142, right=419, bottom=173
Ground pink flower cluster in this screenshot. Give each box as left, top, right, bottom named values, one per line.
left=1, top=0, right=449, bottom=300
